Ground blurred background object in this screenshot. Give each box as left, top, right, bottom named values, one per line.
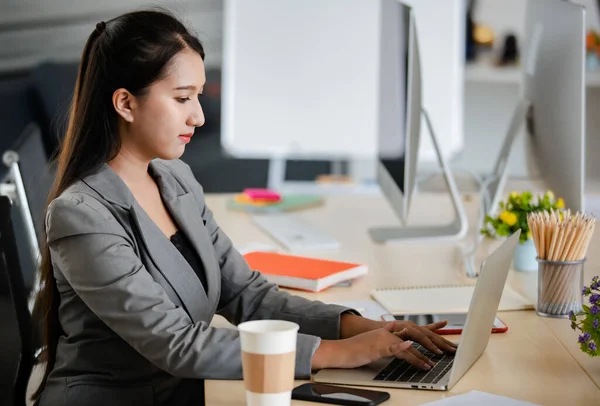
left=497, top=33, right=519, bottom=66
left=0, top=0, right=334, bottom=194
left=465, top=0, right=495, bottom=62
left=473, top=24, right=494, bottom=48
left=586, top=29, right=600, bottom=70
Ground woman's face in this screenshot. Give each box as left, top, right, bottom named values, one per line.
left=117, top=48, right=206, bottom=161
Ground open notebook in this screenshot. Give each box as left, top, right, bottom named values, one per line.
left=371, top=284, right=534, bottom=315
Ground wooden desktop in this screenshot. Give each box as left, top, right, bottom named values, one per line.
left=204, top=190, right=600, bottom=405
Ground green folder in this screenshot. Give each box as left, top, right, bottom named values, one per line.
left=226, top=194, right=324, bottom=213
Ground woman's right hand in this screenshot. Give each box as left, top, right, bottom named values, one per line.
left=311, top=323, right=436, bottom=371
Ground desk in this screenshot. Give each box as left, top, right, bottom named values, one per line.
left=204, top=192, right=600, bottom=405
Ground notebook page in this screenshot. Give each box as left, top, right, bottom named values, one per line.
left=371, top=285, right=533, bottom=315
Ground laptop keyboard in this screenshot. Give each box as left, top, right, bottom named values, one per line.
left=373, top=343, right=454, bottom=385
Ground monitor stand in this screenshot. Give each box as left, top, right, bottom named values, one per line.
left=461, top=98, right=531, bottom=277
left=368, top=108, right=468, bottom=243
left=483, top=98, right=532, bottom=218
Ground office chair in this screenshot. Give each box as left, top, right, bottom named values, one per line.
left=3, top=123, right=54, bottom=288
left=7, top=123, right=53, bottom=244
left=0, top=196, right=35, bottom=406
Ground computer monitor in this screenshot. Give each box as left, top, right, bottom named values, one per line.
left=487, top=0, right=586, bottom=216
left=461, top=0, right=586, bottom=278
left=369, top=0, right=467, bottom=243
left=376, top=0, right=419, bottom=224
left=221, top=0, right=381, bottom=160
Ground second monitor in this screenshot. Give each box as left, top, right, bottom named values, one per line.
left=369, top=0, right=467, bottom=243
left=486, top=0, right=586, bottom=217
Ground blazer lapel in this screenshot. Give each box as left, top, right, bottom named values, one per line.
left=165, top=192, right=221, bottom=314
left=83, top=163, right=212, bottom=323
left=129, top=203, right=208, bottom=322
left=151, top=161, right=220, bottom=315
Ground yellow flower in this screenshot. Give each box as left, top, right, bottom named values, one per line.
left=546, top=190, right=555, bottom=200
left=510, top=191, right=519, bottom=199
left=560, top=212, right=564, bottom=222
left=556, top=198, right=565, bottom=209
left=499, top=210, right=518, bottom=226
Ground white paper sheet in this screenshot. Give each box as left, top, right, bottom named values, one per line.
left=423, top=391, right=540, bottom=406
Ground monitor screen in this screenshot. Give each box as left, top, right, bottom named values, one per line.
left=377, top=1, right=410, bottom=195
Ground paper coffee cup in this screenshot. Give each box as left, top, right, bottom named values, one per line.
left=238, top=320, right=299, bottom=406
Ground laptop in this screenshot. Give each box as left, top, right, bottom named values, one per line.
left=313, top=230, right=521, bottom=391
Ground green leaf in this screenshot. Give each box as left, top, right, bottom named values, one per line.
left=497, top=223, right=510, bottom=236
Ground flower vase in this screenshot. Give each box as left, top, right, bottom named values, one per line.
left=513, top=238, right=538, bottom=272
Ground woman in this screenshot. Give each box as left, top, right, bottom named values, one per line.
left=32, top=9, right=456, bottom=405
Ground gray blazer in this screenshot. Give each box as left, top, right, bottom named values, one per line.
left=38, top=159, right=354, bottom=406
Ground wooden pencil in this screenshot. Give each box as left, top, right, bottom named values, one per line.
left=527, top=211, right=596, bottom=315
left=551, top=215, right=594, bottom=313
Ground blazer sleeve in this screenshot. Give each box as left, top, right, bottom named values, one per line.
left=46, top=194, right=307, bottom=379
left=173, top=161, right=358, bottom=355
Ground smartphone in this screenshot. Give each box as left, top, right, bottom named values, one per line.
left=291, top=383, right=390, bottom=405
left=381, top=313, right=508, bottom=335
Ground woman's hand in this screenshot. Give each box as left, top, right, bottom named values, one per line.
left=388, top=320, right=458, bottom=355
left=312, top=323, right=436, bottom=371
left=339, top=313, right=457, bottom=355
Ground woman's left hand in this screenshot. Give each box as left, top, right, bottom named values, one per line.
left=340, top=313, right=457, bottom=355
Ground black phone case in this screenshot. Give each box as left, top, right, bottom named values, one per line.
left=291, top=383, right=390, bottom=405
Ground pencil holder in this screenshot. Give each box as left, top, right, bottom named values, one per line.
left=536, top=258, right=585, bottom=318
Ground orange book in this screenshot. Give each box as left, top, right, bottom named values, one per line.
left=243, top=251, right=368, bottom=292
